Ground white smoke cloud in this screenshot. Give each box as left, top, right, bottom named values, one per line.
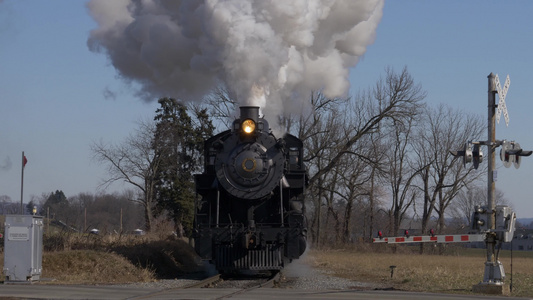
left=87, top=0, right=383, bottom=117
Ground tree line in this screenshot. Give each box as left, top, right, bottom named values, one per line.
left=0, top=190, right=146, bottom=234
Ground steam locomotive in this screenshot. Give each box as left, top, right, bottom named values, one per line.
left=193, top=106, right=307, bottom=272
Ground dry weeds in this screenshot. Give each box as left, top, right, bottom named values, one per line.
left=308, top=245, right=533, bottom=297
left=42, top=250, right=156, bottom=284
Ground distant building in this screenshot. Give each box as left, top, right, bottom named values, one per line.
left=465, top=228, right=533, bottom=251
left=504, top=229, right=533, bottom=251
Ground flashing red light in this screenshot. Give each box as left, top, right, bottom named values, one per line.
left=429, top=228, right=435, bottom=237
left=404, top=230, right=409, bottom=237
left=377, top=231, right=383, bottom=239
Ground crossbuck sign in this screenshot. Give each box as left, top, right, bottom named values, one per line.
left=495, top=74, right=510, bottom=126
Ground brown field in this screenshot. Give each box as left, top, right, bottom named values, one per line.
left=308, top=245, right=533, bottom=297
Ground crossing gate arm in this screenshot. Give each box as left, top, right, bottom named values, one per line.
left=373, top=234, right=486, bottom=244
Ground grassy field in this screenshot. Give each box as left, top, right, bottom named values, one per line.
left=3, top=232, right=533, bottom=297
left=308, top=245, right=533, bottom=297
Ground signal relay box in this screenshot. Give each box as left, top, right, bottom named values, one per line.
left=471, top=205, right=516, bottom=243
left=495, top=205, right=516, bottom=243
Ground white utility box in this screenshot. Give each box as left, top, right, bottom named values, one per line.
left=3, top=215, right=43, bottom=282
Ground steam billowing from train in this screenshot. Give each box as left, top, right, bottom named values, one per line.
left=87, top=0, right=383, bottom=117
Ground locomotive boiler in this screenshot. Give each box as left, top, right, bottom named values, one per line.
left=194, top=106, right=307, bottom=272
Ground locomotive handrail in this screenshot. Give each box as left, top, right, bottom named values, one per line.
left=198, top=222, right=293, bottom=229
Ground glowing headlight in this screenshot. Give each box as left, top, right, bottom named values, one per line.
left=242, top=119, right=255, bottom=134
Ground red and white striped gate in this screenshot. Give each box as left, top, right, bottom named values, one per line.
left=373, top=233, right=485, bottom=244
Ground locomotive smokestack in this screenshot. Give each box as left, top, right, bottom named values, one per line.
left=240, top=106, right=260, bottom=124
left=237, top=106, right=268, bottom=136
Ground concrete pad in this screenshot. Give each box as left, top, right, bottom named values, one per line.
left=472, top=283, right=510, bottom=296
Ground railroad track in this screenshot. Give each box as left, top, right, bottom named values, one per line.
left=205, top=271, right=280, bottom=299
left=129, top=272, right=280, bottom=299
left=214, top=271, right=280, bottom=288
left=183, top=274, right=222, bottom=288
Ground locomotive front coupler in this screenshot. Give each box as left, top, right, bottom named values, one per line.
left=242, top=220, right=265, bottom=249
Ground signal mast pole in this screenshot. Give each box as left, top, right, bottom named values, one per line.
left=486, top=72, right=498, bottom=282
left=487, top=73, right=496, bottom=230
left=473, top=72, right=509, bottom=294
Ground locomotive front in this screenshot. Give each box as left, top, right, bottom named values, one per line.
left=214, top=106, right=285, bottom=200
left=194, top=106, right=307, bottom=272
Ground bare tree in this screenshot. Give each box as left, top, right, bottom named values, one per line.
left=307, top=67, right=425, bottom=187
left=204, top=86, right=237, bottom=130
left=287, top=67, right=425, bottom=247
left=290, top=93, right=347, bottom=247
left=384, top=115, right=423, bottom=236
left=334, top=151, right=372, bottom=244
left=91, top=119, right=161, bottom=231
left=365, top=130, right=389, bottom=241
left=367, top=67, right=427, bottom=237
left=413, top=104, right=485, bottom=238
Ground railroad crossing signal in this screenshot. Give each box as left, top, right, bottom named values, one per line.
left=451, top=140, right=533, bottom=170
left=500, top=140, right=513, bottom=168
left=500, top=140, right=532, bottom=169
left=471, top=205, right=490, bottom=232
left=472, top=144, right=483, bottom=169
left=450, top=141, right=483, bottom=169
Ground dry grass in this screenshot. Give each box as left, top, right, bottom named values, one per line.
left=42, top=250, right=156, bottom=284
left=308, top=245, right=533, bottom=297
left=1, top=231, right=205, bottom=285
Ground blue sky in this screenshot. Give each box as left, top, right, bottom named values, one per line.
left=0, top=0, right=160, bottom=204
left=1, top=1, right=533, bottom=217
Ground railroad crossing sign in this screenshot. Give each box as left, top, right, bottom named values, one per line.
left=495, top=74, right=510, bottom=126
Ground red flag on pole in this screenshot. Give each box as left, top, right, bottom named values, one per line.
left=23, top=155, right=28, bottom=168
